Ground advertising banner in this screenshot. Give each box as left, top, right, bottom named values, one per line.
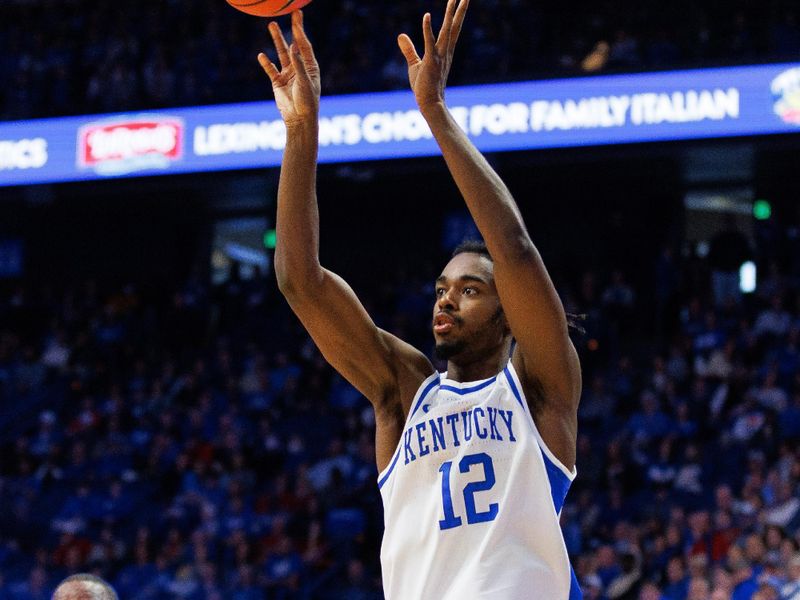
left=0, top=63, right=798, bottom=187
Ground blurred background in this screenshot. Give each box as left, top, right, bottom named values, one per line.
left=1, top=0, right=800, bottom=599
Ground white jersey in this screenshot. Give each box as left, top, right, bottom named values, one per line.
left=378, top=362, right=581, bottom=600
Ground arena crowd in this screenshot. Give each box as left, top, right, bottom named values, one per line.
left=2, top=1, right=800, bottom=598
left=0, top=205, right=798, bottom=598
left=1, top=0, right=799, bottom=119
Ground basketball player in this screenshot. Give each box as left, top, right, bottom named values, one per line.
left=258, top=1, right=582, bottom=597
left=52, top=574, right=118, bottom=600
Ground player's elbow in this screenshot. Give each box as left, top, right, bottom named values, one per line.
left=275, top=269, right=309, bottom=299
left=274, top=257, right=294, bottom=295
left=274, top=257, right=323, bottom=299
left=275, top=269, right=297, bottom=297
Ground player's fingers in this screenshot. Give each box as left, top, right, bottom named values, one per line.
left=422, top=13, right=436, bottom=57
left=292, top=10, right=318, bottom=67
left=437, top=0, right=456, bottom=51
left=289, top=42, right=312, bottom=85
left=257, top=52, right=281, bottom=83
left=449, top=0, right=470, bottom=54
left=397, top=34, right=421, bottom=66
left=268, top=21, right=292, bottom=71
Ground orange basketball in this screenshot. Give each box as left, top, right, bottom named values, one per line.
left=226, top=0, right=313, bottom=17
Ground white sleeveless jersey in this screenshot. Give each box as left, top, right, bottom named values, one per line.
left=378, top=362, right=582, bottom=600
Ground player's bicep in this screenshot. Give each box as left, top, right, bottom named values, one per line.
left=283, top=268, right=431, bottom=405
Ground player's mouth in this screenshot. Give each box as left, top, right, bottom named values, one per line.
left=433, top=313, right=458, bottom=334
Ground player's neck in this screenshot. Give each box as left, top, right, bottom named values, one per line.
left=445, top=354, right=507, bottom=383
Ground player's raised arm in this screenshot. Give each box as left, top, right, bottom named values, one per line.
left=258, top=11, right=433, bottom=468
left=398, top=0, right=581, bottom=469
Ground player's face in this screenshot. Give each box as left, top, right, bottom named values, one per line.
left=432, top=252, right=508, bottom=361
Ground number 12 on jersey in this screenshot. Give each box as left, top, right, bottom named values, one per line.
left=438, top=452, right=499, bottom=530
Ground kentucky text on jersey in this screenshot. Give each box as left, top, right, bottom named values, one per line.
left=403, top=407, right=517, bottom=465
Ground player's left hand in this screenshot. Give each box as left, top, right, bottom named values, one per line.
left=397, top=0, right=469, bottom=112
left=258, top=10, right=320, bottom=128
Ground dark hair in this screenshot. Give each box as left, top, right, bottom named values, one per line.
left=451, top=239, right=586, bottom=335
left=452, top=239, right=492, bottom=260
left=53, top=574, right=118, bottom=600
left=566, top=313, right=587, bottom=336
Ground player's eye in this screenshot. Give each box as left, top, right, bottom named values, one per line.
left=463, top=287, right=477, bottom=295
left=435, top=288, right=446, bottom=297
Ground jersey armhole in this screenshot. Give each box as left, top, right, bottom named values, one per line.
left=377, top=371, right=441, bottom=488
left=504, top=362, right=577, bottom=482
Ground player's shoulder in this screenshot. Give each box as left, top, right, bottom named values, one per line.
left=378, top=329, right=436, bottom=413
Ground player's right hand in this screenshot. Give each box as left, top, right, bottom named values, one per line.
left=258, top=10, right=320, bottom=127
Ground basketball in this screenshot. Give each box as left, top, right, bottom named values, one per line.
left=226, top=0, right=313, bottom=17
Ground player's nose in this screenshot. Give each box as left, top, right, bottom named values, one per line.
left=436, top=289, right=458, bottom=311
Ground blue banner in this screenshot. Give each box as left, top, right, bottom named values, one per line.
left=1, top=63, right=799, bottom=187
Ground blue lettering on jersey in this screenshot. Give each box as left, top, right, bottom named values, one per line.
left=402, top=408, right=515, bottom=464
left=416, top=422, right=430, bottom=457
left=429, top=416, right=446, bottom=452
left=404, top=428, right=417, bottom=464
left=473, top=407, right=488, bottom=439
left=446, top=413, right=461, bottom=447
left=498, top=409, right=516, bottom=442
left=487, top=407, right=503, bottom=440
left=462, top=410, right=474, bottom=441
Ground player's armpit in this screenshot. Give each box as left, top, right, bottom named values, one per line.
left=512, top=348, right=580, bottom=472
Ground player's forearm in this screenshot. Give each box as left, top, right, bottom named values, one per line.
left=274, top=121, right=323, bottom=294
left=421, top=102, right=534, bottom=262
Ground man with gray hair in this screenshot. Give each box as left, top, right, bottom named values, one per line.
left=52, top=574, right=118, bottom=600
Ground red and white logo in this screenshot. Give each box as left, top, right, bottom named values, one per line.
left=78, top=117, right=184, bottom=175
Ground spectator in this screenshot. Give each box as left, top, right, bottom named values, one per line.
left=754, top=295, right=793, bottom=340
left=52, top=574, right=118, bottom=600
left=781, top=553, right=800, bottom=599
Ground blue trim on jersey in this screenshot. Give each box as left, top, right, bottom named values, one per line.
left=506, top=363, right=582, bottom=599
left=541, top=448, right=571, bottom=514
left=439, top=375, right=497, bottom=396
left=505, top=363, right=573, bottom=513
left=380, top=375, right=441, bottom=490
left=378, top=448, right=402, bottom=490
left=569, top=566, right=583, bottom=599
left=409, top=375, right=441, bottom=419
left=542, top=449, right=582, bottom=598
left=502, top=366, right=526, bottom=409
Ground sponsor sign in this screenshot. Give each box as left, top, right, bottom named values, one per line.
left=77, top=117, right=184, bottom=175
left=0, top=62, right=797, bottom=187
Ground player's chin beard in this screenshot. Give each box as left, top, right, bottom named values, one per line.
left=434, top=339, right=468, bottom=360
